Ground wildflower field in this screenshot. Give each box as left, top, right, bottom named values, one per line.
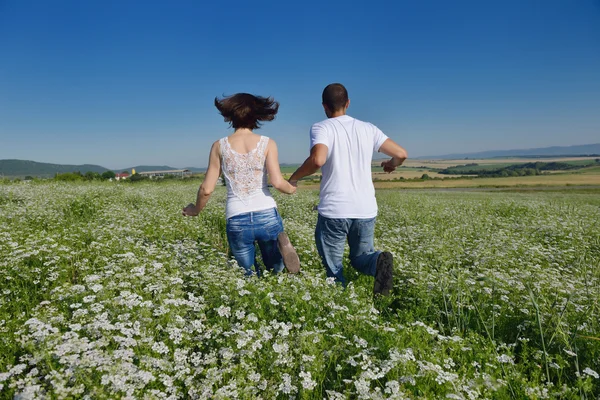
left=0, top=182, right=599, bottom=399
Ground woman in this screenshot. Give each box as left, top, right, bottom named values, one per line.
left=183, top=93, right=300, bottom=276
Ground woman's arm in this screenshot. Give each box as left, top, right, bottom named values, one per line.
left=265, top=139, right=296, bottom=195
left=183, top=141, right=222, bottom=216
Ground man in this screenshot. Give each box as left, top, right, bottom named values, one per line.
left=289, top=83, right=408, bottom=295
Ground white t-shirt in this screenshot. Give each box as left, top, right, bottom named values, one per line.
left=310, top=115, right=389, bottom=219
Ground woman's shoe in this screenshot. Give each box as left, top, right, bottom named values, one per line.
left=277, top=232, right=301, bottom=274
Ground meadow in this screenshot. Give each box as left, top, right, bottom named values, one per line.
left=0, top=182, right=599, bottom=399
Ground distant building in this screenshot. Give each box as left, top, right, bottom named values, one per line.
left=115, top=172, right=130, bottom=181
left=137, top=169, right=192, bottom=178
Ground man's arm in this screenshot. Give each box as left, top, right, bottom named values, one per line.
left=289, top=144, right=328, bottom=184
left=183, top=141, right=221, bottom=216
left=379, top=139, right=408, bottom=173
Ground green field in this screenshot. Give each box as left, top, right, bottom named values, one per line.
left=1, top=182, right=599, bottom=398
left=279, top=165, right=300, bottom=174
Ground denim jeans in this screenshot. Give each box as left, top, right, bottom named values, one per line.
left=226, top=207, right=285, bottom=276
left=315, top=214, right=381, bottom=285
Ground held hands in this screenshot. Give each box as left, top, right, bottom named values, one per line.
left=182, top=203, right=199, bottom=216
left=289, top=180, right=298, bottom=194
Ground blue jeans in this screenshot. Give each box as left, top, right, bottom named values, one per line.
left=226, top=208, right=285, bottom=276
left=315, top=215, right=381, bottom=285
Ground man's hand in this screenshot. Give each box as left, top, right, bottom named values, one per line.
left=289, top=179, right=298, bottom=188
left=182, top=203, right=199, bottom=216
left=381, top=160, right=397, bottom=173
left=381, top=156, right=406, bottom=173
left=378, top=140, right=408, bottom=173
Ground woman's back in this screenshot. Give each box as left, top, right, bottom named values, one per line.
left=219, top=132, right=275, bottom=218
left=224, top=132, right=263, bottom=154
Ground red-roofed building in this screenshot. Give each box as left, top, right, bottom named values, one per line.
left=115, top=172, right=129, bottom=181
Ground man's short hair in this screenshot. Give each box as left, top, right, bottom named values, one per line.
left=322, top=83, right=348, bottom=112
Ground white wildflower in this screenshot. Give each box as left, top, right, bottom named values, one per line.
left=299, top=371, right=317, bottom=390
left=278, top=373, right=296, bottom=394
left=249, top=372, right=261, bottom=382
left=582, top=367, right=599, bottom=379
left=216, top=305, right=231, bottom=318
left=497, top=354, right=514, bottom=364
left=152, top=341, right=169, bottom=355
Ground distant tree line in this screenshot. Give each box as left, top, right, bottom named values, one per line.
left=54, top=171, right=117, bottom=181
left=439, top=160, right=600, bottom=178
left=50, top=171, right=202, bottom=183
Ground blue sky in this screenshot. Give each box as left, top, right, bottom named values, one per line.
left=1, top=0, right=599, bottom=169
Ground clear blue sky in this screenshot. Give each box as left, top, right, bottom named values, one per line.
left=1, top=0, right=599, bottom=169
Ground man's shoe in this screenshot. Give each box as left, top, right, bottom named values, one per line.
left=277, top=232, right=301, bottom=274
left=374, top=252, right=393, bottom=296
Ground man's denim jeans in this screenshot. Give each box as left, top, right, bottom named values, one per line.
left=315, top=214, right=381, bottom=285
left=226, top=207, right=285, bottom=276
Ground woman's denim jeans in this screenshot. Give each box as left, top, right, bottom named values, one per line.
left=226, top=207, right=285, bottom=276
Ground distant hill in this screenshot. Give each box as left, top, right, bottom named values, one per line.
left=418, top=144, right=600, bottom=160
left=0, top=159, right=108, bottom=178
left=0, top=160, right=207, bottom=178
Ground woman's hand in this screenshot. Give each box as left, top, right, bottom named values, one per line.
left=182, top=203, right=199, bottom=216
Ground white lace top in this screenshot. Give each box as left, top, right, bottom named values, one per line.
left=219, top=135, right=277, bottom=219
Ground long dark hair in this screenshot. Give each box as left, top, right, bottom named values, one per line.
left=214, top=93, right=279, bottom=130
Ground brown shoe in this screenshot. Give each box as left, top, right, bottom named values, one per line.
left=277, top=232, right=300, bottom=274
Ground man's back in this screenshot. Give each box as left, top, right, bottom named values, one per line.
left=288, top=82, right=405, bottom=294
left=310, top=115, right=388, bottom=219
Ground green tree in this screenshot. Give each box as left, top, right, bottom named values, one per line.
left=84, top=171, right=101, bottom=181
left=102, top=170, right=116, bottom=180
left=55, top=172, right=83, bottom=181
left=129, top=173, right=149, bottom=182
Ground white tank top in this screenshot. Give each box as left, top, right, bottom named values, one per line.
left=219, top=135, right=277, bottom=219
